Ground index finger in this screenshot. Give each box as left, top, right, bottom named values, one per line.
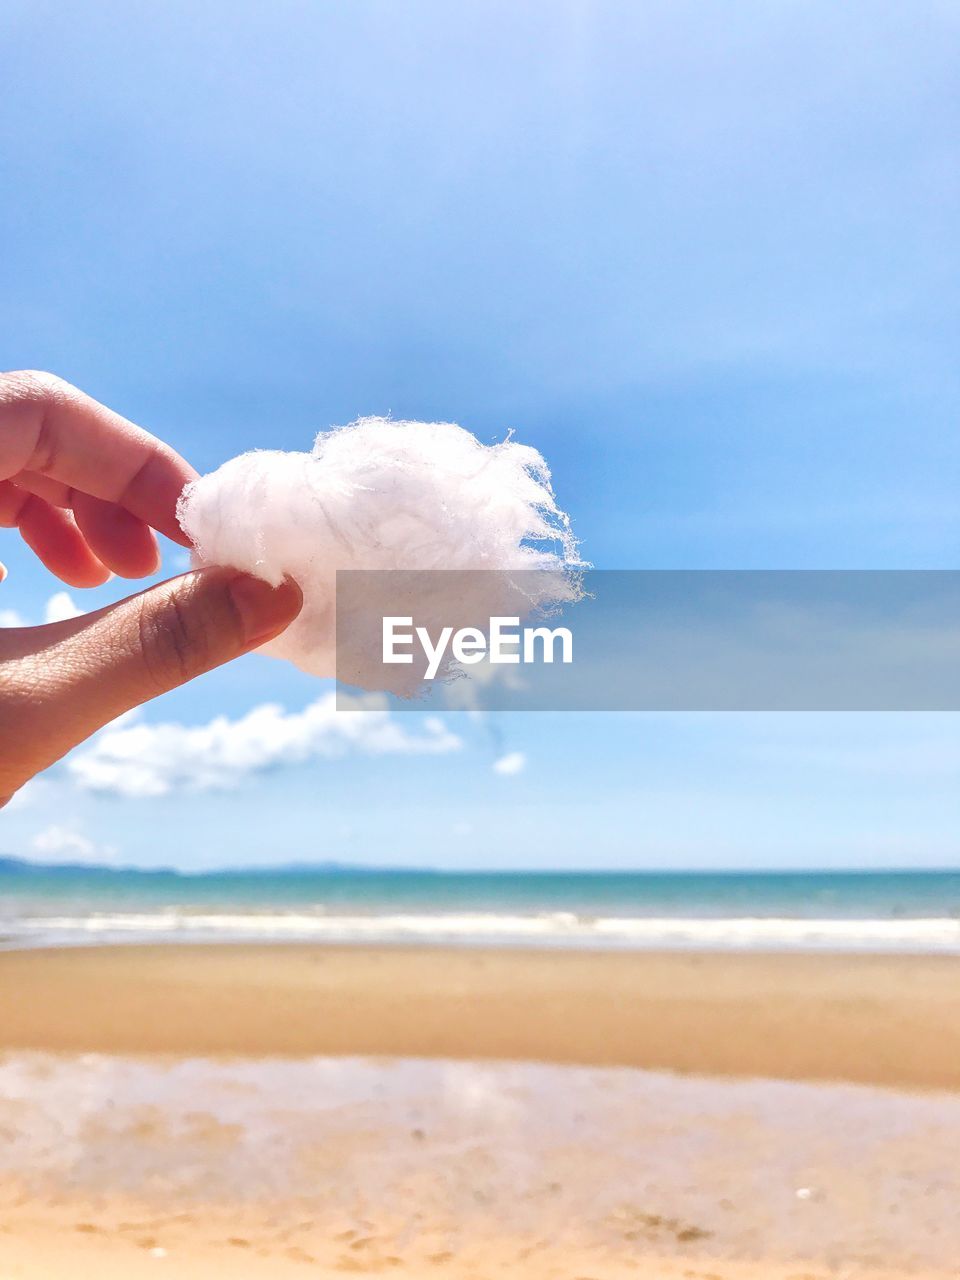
left=0, top=370, right=197, bottom=546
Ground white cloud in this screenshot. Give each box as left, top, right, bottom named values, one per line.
left=67, top=692, right=463, bottom=798
left=0, top=591, right=83, bottom=628
left=31, top=823, right=118, bottom=865
left=492, top=751, right=526, bottom=776
left=44, top=591, right=82, bottom=623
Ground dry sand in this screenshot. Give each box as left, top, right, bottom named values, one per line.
left=3, top=944, right=960, bottom=1088
left=2, top=944, right=960, bottom=1278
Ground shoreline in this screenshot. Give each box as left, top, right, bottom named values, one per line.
left=4, top=942, right=960, bottom=1090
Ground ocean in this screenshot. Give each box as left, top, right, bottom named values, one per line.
left=2, top=861, right=960, bottom=952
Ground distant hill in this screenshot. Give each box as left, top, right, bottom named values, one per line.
left=0, top=855, right=434, bottom=878
left=0, top=855, right=172, bottom=878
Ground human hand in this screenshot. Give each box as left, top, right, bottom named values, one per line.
left=0, top=372, right=302, bottom=803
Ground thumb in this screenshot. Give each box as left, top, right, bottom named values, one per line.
left=3, top=568, right=302, bottom=791
left=99, top=567, right=304, bottom=708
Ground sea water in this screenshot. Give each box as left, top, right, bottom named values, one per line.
left=2, top=862, right=960, bottom=952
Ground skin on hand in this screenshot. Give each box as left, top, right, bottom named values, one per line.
left=0, top=371, right=303, bottom=804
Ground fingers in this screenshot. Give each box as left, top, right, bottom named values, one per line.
left=0, top=480, right=26, bottom=527
left=72, top=492, right=160, bottom=579
left=9, top=470, right=74, bottom=508
left=12, top=491, right=111, bottom=588
left=1, top=480, right=163, bottom=581
left=0, top=364, right=187, bottom=583
left=2, top=478, right=114, bottom=587
left=0, top=370, right=197, bottom=545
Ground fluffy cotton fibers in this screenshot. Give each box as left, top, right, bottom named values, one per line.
left=177, top=417, right=581, bottom=689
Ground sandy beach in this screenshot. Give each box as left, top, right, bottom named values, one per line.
left=3, top=943, right=960, bottom=1089
left=2, top=945, right=960, bottom=1277
left=4, top=1049, right=960, bottom=1280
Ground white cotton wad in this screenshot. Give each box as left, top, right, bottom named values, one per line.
left=176, top=417, right=582, bottom=689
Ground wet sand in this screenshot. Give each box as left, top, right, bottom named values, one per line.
left=3, top=944, right=960, bottom=1277
left=3, top=943, right=960, bottom=1088
left=3, top=1052, right=960, bottom=1279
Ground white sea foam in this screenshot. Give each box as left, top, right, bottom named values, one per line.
left=4, top=911, right=960, bottom=953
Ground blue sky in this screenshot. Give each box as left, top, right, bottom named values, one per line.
left=1, top=0, right=958, bottom=869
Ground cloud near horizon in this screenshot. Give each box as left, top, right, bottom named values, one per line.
left=67, top=693, right=463, bottom=798
left=31, top=823, right=118, bottom=864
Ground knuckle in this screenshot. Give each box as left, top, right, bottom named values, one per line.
left=0, top=372, right=74, bottom=479
left=137, top=591, right=208, bottom=689
left=135, top=578, right=239, bottom=690
left=0, top=369, right=68, bottom=407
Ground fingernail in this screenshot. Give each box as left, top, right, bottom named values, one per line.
left=229, top=573, right=303, bottom=646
